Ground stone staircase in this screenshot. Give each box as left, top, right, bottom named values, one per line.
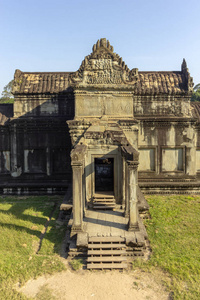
left=87, top=236, right=127, bottom=269
left=92, top=194, right=115, bottom=210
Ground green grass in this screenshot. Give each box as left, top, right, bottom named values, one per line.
left=69, top=258, right=84, bottom=271
left=1, top=194, right=200, bottom=299
left=0, top=196, right=66, bottom=299
left=133, top=195, right=200, bottom=299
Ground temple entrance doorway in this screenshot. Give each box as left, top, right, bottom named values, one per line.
left=94, top=158, right=114, bottom=193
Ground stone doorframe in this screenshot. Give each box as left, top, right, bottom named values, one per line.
left=70, top=142, right=140, bottom=235
left=90, top=153, right=120, bottom=200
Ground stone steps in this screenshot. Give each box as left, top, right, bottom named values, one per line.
left=93, top=195, right=115, bottom=210
left=87, top=263, right=128, bottom=269
left=88, top=249, right=126, bottom=255
left=93, top=205, right=116, bottom=210
left=87, top=236, right=127, bottom=269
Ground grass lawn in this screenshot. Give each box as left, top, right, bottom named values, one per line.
left=0, top=195, right=200, bottom=299
left=0, top=196, right=66, bottom=300
left=133, top=195, right=200, bottom=300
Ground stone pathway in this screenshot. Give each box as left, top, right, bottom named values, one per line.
left=84, top=209, right=128, bottom=237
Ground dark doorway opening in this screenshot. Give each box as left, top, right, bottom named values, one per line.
left=95, top=158, right=114, bottom=192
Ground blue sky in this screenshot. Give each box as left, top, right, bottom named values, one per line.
left=0, top=0, right=200, bottom=94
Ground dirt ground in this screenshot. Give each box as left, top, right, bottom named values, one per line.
left=18, top=265, right=170, bottom=300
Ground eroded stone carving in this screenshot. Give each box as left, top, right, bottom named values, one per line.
left=84, top=128, right=129, bottom=146
left=71, top=38, right=138, bottom=87
left=181, top=58, right=194, bottom=93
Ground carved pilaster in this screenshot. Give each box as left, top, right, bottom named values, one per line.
left=70, top=144, right=87, bottom=236
left=127, top=161, right=139, bottom=231
left=124, top=162, right=129, bottom=218
left=71, top=161, right=83, bottom=235
left=122, top=158, right=126, bottom=207
left=10, top=123, right=22, bottom=177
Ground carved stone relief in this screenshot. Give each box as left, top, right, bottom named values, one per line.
left=84, top=59, right=125, bottom=85
left=71, top=38, right=138, bottom=87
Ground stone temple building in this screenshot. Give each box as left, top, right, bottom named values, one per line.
left=1, top=38, right=200, bottom=266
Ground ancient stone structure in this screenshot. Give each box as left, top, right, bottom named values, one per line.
left=1, top=38, right=199, bottom=196
left=1, top=38, right=200, bottom=266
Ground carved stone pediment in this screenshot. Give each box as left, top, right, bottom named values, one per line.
left=84, top=128, right=129, bottom=146
left=71, top=38, right=138, bottom=87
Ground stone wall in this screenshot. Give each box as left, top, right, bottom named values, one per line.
left=137, top=119, right=196, bottom=179
left=1, top=38, right=199, bottom=194
left=0, top=94, right=74, bottom=194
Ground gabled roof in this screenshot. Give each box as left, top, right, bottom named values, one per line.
left=12, top=39, right=193, bottom=96
left=12, top=70, right=73, bottom=95
left=135, top=71, right=187, bottom=95
left=12, top=70, right=190, bottom=96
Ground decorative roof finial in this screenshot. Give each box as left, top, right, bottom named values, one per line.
left=181, top=58, right=194, bottom=92
left=181, top=58, right=187, bottom=72
left=100, top=38, right=107, bottom=48
left=91, top=38, right=114, bottom=53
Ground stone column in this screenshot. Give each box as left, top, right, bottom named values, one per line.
left=124, top=162, right=129, bottom=218
left=10, top=123, right=22, bottom=177
left=122, top=158, right=126, bottom=208
left=128, top=161, right=139, bottom=231
left=46, top=147, right=51, bottom=176
left=71, top=161, right=83, bottom=234
left=82, top=162, right=86, bottom=216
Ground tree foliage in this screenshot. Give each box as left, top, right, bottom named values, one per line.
left=0, top=80, right=14, bottom=103
left=191, top=83, right=200, bottom=102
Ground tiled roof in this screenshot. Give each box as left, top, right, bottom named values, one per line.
left=12, top=70, right=73, bottom=95
left=12, top=69, right=189, bottom=95
left=135, top=71, right=187, bottom=95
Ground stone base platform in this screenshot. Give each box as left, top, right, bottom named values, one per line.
left=67, top=208, right=149, bottom=264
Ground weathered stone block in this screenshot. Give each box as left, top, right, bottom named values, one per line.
left=76, top=232, right=88, bottom=248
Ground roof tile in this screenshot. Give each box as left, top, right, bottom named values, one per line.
left=12, top=70, right=188, bottom=96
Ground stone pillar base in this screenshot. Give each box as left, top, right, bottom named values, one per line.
left=71, top=224, right=83, bottom=236
left=128, top=222, right=139, bottom=231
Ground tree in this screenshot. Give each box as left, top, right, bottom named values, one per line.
left=0, top=80, right=14, bottom=103
left=191, top=84, right=200, bottom=102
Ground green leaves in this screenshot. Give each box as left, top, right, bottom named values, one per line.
left=0, top=80, right=14, bottom=103
left=191, top=83, right=200, bottom=102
